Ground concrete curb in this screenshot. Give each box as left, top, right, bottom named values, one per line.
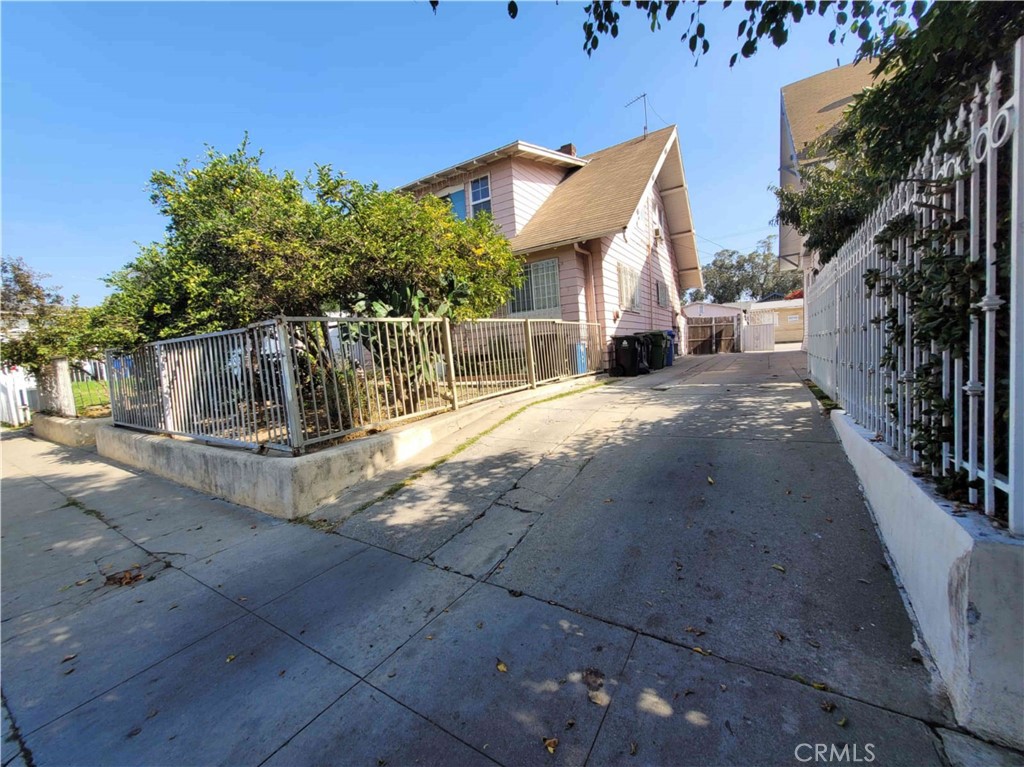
left=96, top=375, right=604, bottom=521
left=32, top=414, right=112, bottom=448
left=831, top=411, right=1024, bottom=749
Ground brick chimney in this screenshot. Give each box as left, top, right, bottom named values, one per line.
left=558, top=143, right=577, bottom=157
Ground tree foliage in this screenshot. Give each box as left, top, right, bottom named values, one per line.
left=101, top=140, right=522, bottom=344
left=776, top=2, right=1024, bottom=263
left=685, top=238, right=800, bottom=304
left=1, top=258, right=128, bottom=375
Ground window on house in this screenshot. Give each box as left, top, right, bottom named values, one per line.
left=471, top=176, right=491, bottom=217
left=656, top=280, right=669, bottom=308
left=510, top=258, right=559, bottom=314
left=438, top=187, right=467, bottom=220
left=618, top=264, right=642, bottom=312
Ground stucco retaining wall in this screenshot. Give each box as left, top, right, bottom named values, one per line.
left=832, top=411, right=1023, bottom=748
left=33, top=414, right=112, bottom=448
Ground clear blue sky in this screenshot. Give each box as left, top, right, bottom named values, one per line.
left=2, top=1, right=862, bottom=306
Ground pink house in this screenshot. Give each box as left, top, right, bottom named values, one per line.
left=400, top=126, right=703, bottom=359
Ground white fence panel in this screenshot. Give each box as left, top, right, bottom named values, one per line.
left=805, top=38, right=1023, bottom=532
left=0, top=366, right=35, bottom=426
left=741, top=323, right=775, bottom=352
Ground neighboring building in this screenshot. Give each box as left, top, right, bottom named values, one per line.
left=400, top=126, right=703, bottom=355
left=724, top=297, right=805, bottom=344
left=681, top=302, right=742, bottom=319
left=778, top=61, right=879, bottom=273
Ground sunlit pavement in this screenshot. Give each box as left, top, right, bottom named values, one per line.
left=3, top=351, right=1007, bottom=766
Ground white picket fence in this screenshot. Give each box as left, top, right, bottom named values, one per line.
left=806, top=38, right=1023, bottom=534
left=0, top=365, right=35, bottom=426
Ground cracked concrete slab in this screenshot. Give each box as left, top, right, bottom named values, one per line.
left=23, top=614, right=357, bottom=766
left=1, top=568, right=248, bottom=734
left=263, top=682, right=492, bottom=767
left=429, top=503, right=535, bottom=578
left=588, top=634, right=944, bottom=766
left=255, top=546, right=471, bottom=676
left=368, top=582, right=636, bottom=767
left=336, top=485, right=493, bottom=560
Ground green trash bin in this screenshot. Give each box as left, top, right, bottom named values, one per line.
left=646, top=331, right=668, bottom=371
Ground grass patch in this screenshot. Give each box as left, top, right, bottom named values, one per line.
left=71, top=379, right=110, bottom=414
left=804, top=379, right=840, bottom=414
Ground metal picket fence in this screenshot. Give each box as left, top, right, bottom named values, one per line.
left=108, top=316, right=604, bottom=454
left=806, top=38, right=1023, bottom=533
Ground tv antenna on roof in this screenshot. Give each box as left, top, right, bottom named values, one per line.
left=625, top=93, right=648, bottom=138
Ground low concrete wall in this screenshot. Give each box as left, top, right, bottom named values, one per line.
left=832, top=412, right=1024, bottom=748
left=33, top=414, right=113, bottom=448
left=96, top=375, right=601, bottom=520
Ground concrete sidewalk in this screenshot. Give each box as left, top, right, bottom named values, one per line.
left=2, top=351, right=1015, bottom=766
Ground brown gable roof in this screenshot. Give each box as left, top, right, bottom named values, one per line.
left=782, top=60, right=879, bottom=164
left=509, top=125, right=676, bottom=254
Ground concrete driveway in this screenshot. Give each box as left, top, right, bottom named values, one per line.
left=2, top=351, right=984, bottom=766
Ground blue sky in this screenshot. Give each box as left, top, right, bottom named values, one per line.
left=2, top=1, right=862, bottom=306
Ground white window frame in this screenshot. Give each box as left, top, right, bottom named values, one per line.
left=656, top=280, right=669, bottom=308
left=618, top=264, right=642, bottom=312
left=470, top=175, right=491, bottom=217
left=509, top=258, right=560, bottom=317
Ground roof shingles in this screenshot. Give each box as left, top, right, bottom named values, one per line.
left=508, top=126, right=676, bottom=254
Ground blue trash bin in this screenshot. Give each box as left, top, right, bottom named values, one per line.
left=665, top=329, right=676, bottom=366
left=573, top=341, right=588, bottom=374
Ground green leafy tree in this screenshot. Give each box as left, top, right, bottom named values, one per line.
left=0, top=258, right=128, bottom=375
left=686, top=238, right=800, bottom=303
left=775, top=2, right=1024, bottom=263
left=102, top=140, right=522, bottom=344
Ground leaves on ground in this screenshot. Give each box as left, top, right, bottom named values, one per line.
left=75, top=578, right=91, bottom=587
left=820, top=700, right=836, bottom=713
left=771, top=564, right=787, bottom=573
left=691, top=647, right=711, bottom=656
left=543, top=737, right=559, bottom=754
left=629, top=742, right=639, bottom=756
left=565, top=719, right=575, bottom=730
left=496, top=658, right=508, bottom=673
left=811, top=682, right=830, bottom=691
left=60, top=654, right=77, bottom=664
left=587, top=689, right=611, bottom=706
left=226, top=654, right=237, bottom=663
left=774, top=630, right=789, bottom=643
left=684, top=626, right=706, bottom=637
left=105, top=567, right=145, bottom=587
left=837, top=717, right=848, bottom=727
left=707, top=476, right=715, bottom=485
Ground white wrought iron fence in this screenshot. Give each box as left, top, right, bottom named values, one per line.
left=806, top=38, right=1023, bottom=533
left=108, top=316, right=604, bottom=454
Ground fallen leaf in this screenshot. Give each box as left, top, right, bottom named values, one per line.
left=629, top=742, right=638, bottom=756
left=146, top=709, right=159, bottom=720
left=565, top=719, right=576, bottom=730
left=683, top=689, right=695, bottom=696
left=237, top=596, right=248, bottom=602
left=771, top=564, right=786, bottom=573
left=588, top=689, right=611, bottom=706
left=792, top=674, right=808, bottom=684
left=857, top=578, right=871, bottom=584
left=226, top=655, right=237, bottom=663
left=707, top=476, right=715, bottom=485
left=127, top=726, right=142, bottom=738
left=691, top=647, right=711, bottom=656
left=496, top=659, right=508, bottom=673
left=684, top=626, right=706, bottom=637
left=60, top=654, right=77, bottom=664
left=604, top=498, right=614, bottom=503
left=805, top=639, right=821, bottom=649
left=63, top=668, right=75, bottom=676
left=820, top=700, right=836, bottom=713
left=720, top=684, right=727, bottom=691
left=75, top=578, right=91, bottom=586
left=476, top=621, right=484, bottom=630
left=826, top=517, right=834, bottom=523
left=543, top=737, right=559, bottom=754
left=774, top=630, right=788, bottom=643
left=786, top=489, right=792, bottom=495
left=837, top=717, right=848, bottom=727
left=426, top=635, right=434, bottom=641
left=812, top=682, right=829, bottom=691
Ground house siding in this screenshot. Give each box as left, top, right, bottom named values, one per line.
left=413, top=158, right=516, bottom=238
left=597, top=183, right=681, bottom=342
left=511, top=159, right=567, bottom=235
